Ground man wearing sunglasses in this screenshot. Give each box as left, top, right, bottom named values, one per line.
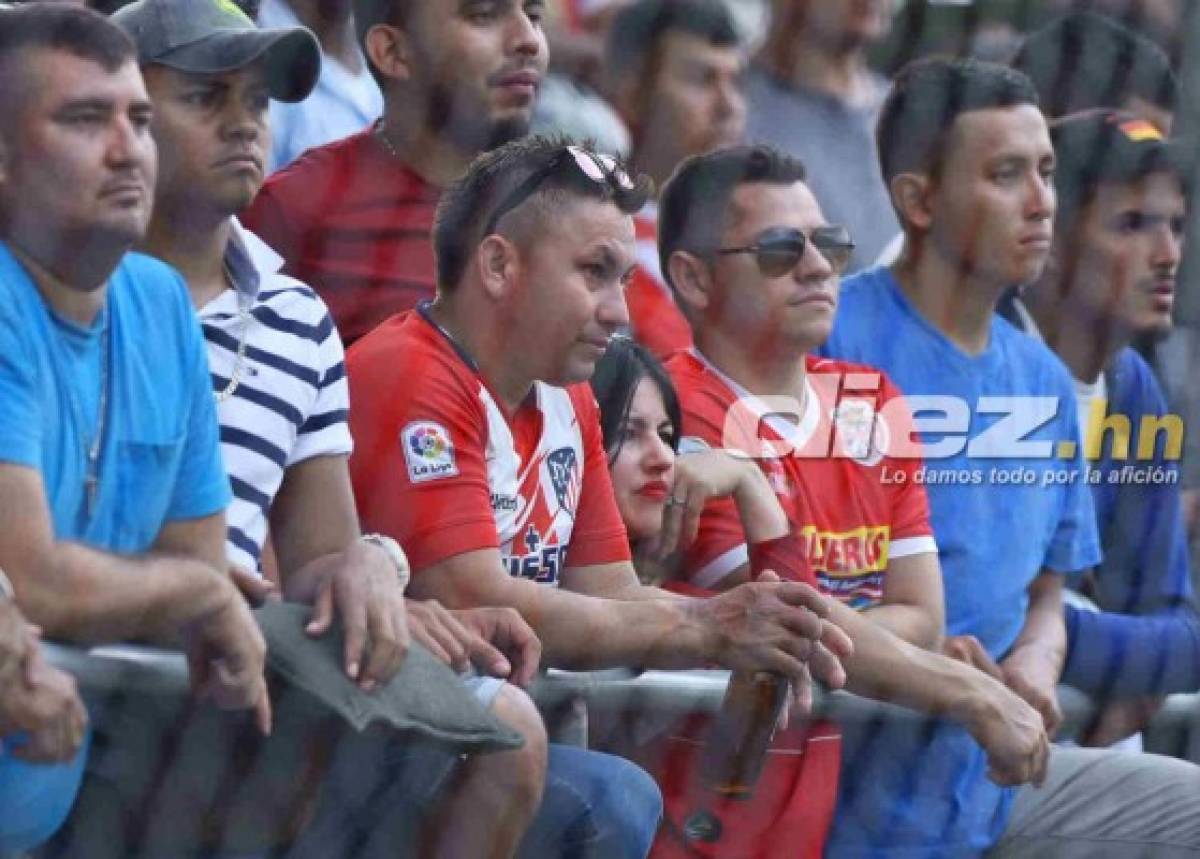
left=656, top=144, right=1054, bottom=851
left=820, top=57, right=1200, bottom=857
left=346, top=136, right=858, bottom=859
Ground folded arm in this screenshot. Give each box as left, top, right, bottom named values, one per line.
left=0, top=463, right=235, bottom=644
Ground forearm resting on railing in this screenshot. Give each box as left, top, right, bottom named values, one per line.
left=13, top=543, right=235, bottom=646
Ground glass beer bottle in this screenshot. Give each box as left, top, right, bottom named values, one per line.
left=700, top=669, right=789, bottom=798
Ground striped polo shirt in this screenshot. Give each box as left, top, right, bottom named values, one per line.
left=204, top=220, right=353, bottom=572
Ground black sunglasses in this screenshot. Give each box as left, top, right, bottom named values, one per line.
left=716, top=225, right=855, bottom=276
left=484, top=145, right=635, bottom=236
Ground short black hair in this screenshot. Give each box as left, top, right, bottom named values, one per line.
left=1051, top=109, right=1189, bottom=233
left=1012, top=12, right=1177, bottom=120
left=877, top=57, right=1039, bottom=185
left=590, top=335, right=682, bottom=459
left=657, top=144, right=806, bottom=290
left=0, top=3, right=135, bottom=118
left=433, top=135, right=652, bottom=292
left=352, top=0, right=410, bottom=90
left=606, top=0, right=740, bottom=81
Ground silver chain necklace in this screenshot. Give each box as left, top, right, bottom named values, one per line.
left=214, top=263, right=251, bottom=403
left=214, top=306, right=251, bottom=403
left=84, top=307, right=111, bottom=520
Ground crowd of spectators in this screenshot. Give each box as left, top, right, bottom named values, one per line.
left=3, top=0, right=1200, bottom=857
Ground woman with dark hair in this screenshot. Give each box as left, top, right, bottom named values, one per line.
left=589, top=337, right=840, bottom=859
left=589, top=336, right=791, bottom=565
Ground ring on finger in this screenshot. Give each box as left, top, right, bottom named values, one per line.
left=666, top=495, right=685, bottom=508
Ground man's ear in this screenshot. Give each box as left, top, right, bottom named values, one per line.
left=476, top=234, right=520, bottom=301
left=890, top=172, right=934, bottom=232
left=667, top=250, right=714, bottom=314
left=363, top=23, right=412, bottom=83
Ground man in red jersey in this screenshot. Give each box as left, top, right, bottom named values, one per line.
left=346, top=136, right=854, bottom=743
left=660, top=146, right=937, bottom=609
left=242, top=0, right=549, bottom=343
left=656, top=144, right=1052, bottom=792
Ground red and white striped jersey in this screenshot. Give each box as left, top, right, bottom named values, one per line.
left=347, top=309, right=630, bottom=583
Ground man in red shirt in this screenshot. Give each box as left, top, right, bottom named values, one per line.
left=347, top=138, right=856, bottom=856
left=657, top=144, right=1052, bottom=787
left=602, top=0, right=746, bottom=360
left=242, top=0, right=549, bottom=343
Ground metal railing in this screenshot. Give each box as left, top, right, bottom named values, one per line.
left=41, top=640, right=1200, bottom=756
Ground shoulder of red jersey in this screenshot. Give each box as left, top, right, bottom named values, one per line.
left=663, top=348, right=703, bottom=379
left=347, top=311, right=481, bottom=404
left=347, top=313, right=488, bottom=497
left=262, top=129, right=371, bottom=189
left=664, top=351, right=741, bottom=446
left=259, top=129, right=438, bottom=206
left=665, top=352, right=734, bottom=403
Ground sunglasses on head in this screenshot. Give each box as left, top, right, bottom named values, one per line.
left=484, top=145, right=636, bottom=236
left=716, top=225, right=855, bottom=276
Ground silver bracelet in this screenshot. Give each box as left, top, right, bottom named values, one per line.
left=0, top=567, right=12, bottom=600
left=360, top=533, right=410, bottom=594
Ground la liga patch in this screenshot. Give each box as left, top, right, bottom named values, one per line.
left=402, top=421, right=458, bottom=483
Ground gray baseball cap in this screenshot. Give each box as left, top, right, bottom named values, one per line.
left=112, top=0, right=321, bottom=103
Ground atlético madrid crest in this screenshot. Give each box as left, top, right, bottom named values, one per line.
left=546, top=447, right=580, bottom=512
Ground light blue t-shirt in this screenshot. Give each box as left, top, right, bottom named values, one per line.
left=0, top=243, right=231, bottom=552
left=0, top=732, right=89, bottom=853
left=819, top=266, right=1102, bottom=857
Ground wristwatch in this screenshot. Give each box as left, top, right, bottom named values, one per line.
left=360, top=533, right=410, bottom=593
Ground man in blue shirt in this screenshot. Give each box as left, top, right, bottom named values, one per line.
left=0, top=2, right=266, bottom=848
left=1013, top=111, right=1200, bottom=736
left=821, top=57, right=1200, bottom=857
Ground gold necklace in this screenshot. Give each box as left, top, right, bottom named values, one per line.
left=214, top=264, right=251, bottom=403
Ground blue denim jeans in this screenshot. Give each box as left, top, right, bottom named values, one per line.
left=0, top=732, right=88, bottom=855
left=520, top=744, right=663, bottom=859
left=288, top=740, right=662, bottom=859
